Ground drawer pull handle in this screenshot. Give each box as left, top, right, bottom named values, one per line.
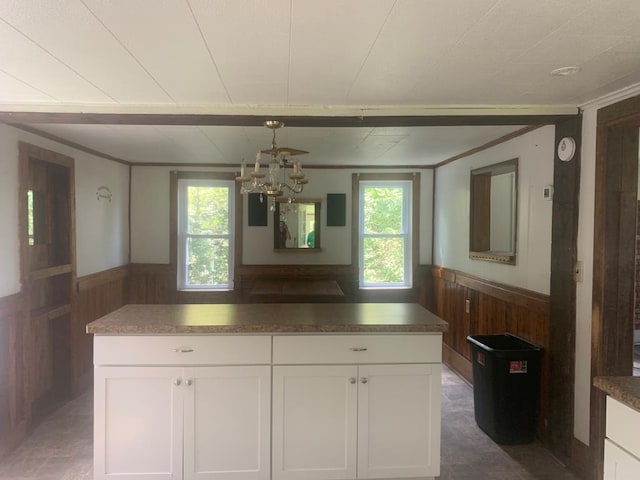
left=185, top=378, right=193, bottom=386
left=361, top=377, right=368, bottom=384
left=174, top=378, right=182, bottom=386
left=175, top=347, right=194, bottom=353
left=349, top=377, right=357, bottom=384
left=349, top=347, right=368, bottom=352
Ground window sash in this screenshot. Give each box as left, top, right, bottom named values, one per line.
left=359, top=181, right=412, bottom=288
left=177, top=179, right=234, bottom=290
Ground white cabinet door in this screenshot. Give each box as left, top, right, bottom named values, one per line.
left=183, top=366, right=271, bottom=480
left=604, top=439, right=640, bottom=480
left=357, top=364, right=441, bottom=479
left=272, top=365, right=358, bottom=480
left=94, top=366, right=183, bottom=480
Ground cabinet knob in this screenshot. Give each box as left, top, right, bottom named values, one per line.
left=174, top=378, right=182, bottom=386
left=349, top=377, right=357, bottom=384
left=349, top=347, right=367, bottom=352
left=360, top=377, right=368, bottom=384
left=185, top=378, right=193, bottom=386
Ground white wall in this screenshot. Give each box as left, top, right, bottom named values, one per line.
left=75, top=153, right=130, bottom=277
left=0, top=124, right=129, bottom=295
left=0, top=126, right=21, bottom=296
left=574, top=85, right=640, bottom=446
left=130, top=166, right=434, bottom=266
left=433, top=125, right=555, bottom=295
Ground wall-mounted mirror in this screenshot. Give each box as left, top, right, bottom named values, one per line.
left=469, top=158, right=518, bottom=264
left=274, top=198, right=321, bottom=251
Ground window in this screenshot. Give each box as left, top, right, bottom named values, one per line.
left=176, top=177, right=235, bottom=290
left=355, top=174, right=418, bottom=288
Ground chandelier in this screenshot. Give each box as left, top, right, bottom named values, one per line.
left=236, top=121, right=309, bottom=206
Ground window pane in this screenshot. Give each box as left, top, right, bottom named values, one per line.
left=363, top=187, right=403, bottom=234
left=363, top=237, right=405, bottom=284
left=187, top=186, right=229, bottom=235
left=27, top=189, right=34, bottom=246
left=185, top=237, right=229, bottom=286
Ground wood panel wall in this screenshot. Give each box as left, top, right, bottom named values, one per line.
left=0, top=265, right=128, bottom=459
left=72, top=265, right=129, bottom=394
left=0, top=293, right=27, bottom=457
left=128, top=263, right=428, bottom=305
left=430, top=266, right=551, bottom=442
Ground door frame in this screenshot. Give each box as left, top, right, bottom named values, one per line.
left=590, top=95, right=640, bottom=479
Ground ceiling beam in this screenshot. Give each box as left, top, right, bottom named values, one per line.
left=0, top=111, right=578, bottom=127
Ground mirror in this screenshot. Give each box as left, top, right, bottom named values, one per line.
left=469, top=158, right=518, bottom=264
left=274, top=198, right=321, bottom=251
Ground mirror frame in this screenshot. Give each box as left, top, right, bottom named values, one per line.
left=273, top=197, right=321, bottom=252
left=469, top=158, right=518, bottom=264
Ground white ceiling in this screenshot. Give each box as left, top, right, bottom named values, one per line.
left=1, top=0, right=640, bottom=165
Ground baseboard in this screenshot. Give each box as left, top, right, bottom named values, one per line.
left=443, top=343, right=473, bottom=384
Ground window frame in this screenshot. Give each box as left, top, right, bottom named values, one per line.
left=352, top=173, right=420, bottom=289
left=170, top=171, right=241, bottom=292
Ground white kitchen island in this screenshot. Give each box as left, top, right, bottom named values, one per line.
left=87, top=303, right=448, bottom=480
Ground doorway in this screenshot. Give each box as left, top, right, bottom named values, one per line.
left=18, top=142, right=76, bottom=425
left=591, top=97, right=640, bottom=478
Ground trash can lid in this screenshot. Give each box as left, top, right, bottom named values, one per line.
left=467, top=333, right=542, bottom=353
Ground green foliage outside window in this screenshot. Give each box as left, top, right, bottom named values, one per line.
left=27, top=190, right=34, bottom=246
left=185, top=185, right=230, bottom=287
left=362, top=186, right=406, bottom=284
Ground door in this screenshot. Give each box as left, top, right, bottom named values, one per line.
left=357, top=364, right=441, bottom=479
left=272, top=365, right=358, bottom=480
left=19, top=143, right=76, bottom=423
left=183, top=366, right=271, bottom=480
left=94, top=366, right=183, bottom=480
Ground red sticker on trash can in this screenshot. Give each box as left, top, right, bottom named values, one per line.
left=509, top=360, right=528, bottom=374
left=477, top=351, right=485, bottom=366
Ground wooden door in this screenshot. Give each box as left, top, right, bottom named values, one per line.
left=18, top=142, right=75, bottom=425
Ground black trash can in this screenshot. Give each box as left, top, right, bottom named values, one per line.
left=466, top=333, right=542, bottom=444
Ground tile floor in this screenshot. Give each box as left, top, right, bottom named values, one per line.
left=0, top=366, right=582, bottom=480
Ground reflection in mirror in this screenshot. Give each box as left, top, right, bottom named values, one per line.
left=470, top=158, right=518, bottom=264
left=274, top=198, right=321, bottom=250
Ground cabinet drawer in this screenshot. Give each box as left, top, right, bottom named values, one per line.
left=94, top=335, right=271, bottom=366
left=273, top=334, right=441, bottom=364
left=607, top=396, right=640, bottom=460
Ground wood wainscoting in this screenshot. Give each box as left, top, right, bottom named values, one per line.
left=73, top=265, right=129, bottom=395
left=0, top=293, right=27, bottom=458
left=430, top=266, right=551, bottom=442
left=236, top=265, right=358, bottom=303
left=128, top=264, right=363, bottom=304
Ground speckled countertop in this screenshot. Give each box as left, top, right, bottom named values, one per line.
left=86, top=303, right=449, bottom=335
left=594, top=376, right=640, bottom=412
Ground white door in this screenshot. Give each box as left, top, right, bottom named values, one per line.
left=357, top=364, right=441, bottom=479
left=272, top=365, right=358, bottom=480
left=183, top=366, right=271, bottom=480
left=94, top=366, right=183, bottom=480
